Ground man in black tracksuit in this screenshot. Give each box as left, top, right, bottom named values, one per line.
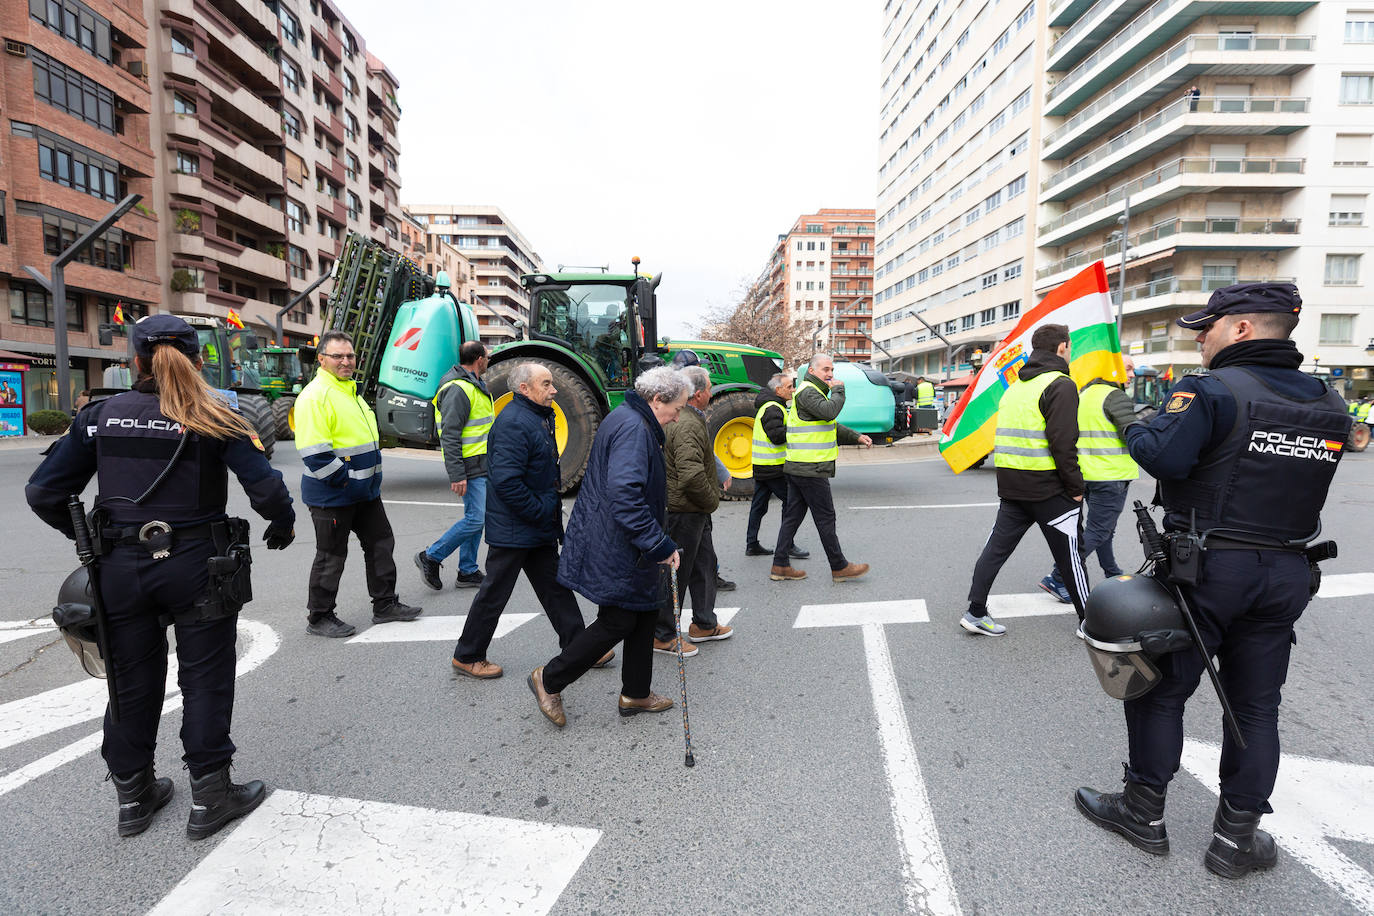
left=962, top=323, right=1088, bottom=636
left=744, top=375, right=807, bottom=559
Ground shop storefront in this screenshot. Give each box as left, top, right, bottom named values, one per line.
left=22, top=354, right=88, bottom=415
left=0, top=352, right=33, bottom=436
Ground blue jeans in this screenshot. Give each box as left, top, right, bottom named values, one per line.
left=1051, top=479, right=1130, bottom=584
left=426, top=476, right=487, bottom=574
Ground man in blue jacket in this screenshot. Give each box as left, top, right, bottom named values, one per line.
left=448, top=363, right=610, bottom=678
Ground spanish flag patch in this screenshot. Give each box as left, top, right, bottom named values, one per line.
left=1324, top=439, right=1344, bottom=452
left=250, top=433, right=264, bottom=452
left=1165, top=391, right=1195, bottom=414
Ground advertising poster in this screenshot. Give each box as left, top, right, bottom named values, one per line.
left=0, top=368, right=24, bottom=436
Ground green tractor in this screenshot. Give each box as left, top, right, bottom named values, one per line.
left=317, top=234, right=782, bottom=496
left=255, top=345, right=311, bottom=440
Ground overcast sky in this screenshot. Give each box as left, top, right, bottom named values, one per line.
left=344, top=1, right=880, bottom=338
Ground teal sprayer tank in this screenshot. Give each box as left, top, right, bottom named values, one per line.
left=374, top=290, right=476, bottom=446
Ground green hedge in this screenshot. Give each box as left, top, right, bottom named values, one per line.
left=27, top=409, right=71, bottom=435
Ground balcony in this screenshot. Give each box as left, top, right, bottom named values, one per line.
left=1041, top=96, right=1308, bottom=201
left=171, top=0, right=277, bottom=80
left=166, top=50, right=277, bottom=138
left=1042, top=34, right=1315, bottom=160
left=1037, top=156, right=1305, bottom=246
left=831, top=267, right=874, bottom=276
left=1036, top=217, right=1300, bottom=287
left=1044, top=0, right=1318, bottom=116
left=168, top=171, right=285, bottom=234
left=1120, top=274, right=1292, bottom=314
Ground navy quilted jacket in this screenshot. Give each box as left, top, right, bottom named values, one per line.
left=558, top=392, right=677, bottom=611
left=484, top=393, right=562, bottom=549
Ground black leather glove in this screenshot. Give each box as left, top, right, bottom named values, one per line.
left=263, top=522, right=295, bottom=550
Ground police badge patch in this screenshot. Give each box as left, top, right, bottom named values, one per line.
left=1165, top=391, right=1195, bottom=414
left=249, top=433, right=265, bottom=451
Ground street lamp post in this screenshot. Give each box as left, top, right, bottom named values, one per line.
left=1115, top=193, right=1130, bottom=341
left=24, top=193, right=142, bottom=414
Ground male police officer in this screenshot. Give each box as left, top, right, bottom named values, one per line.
left=1076, top=283, right=1351, bottom=878
left=415, top=341, right=493, bottom=589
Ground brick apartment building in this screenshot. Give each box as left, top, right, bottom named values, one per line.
left=399, top=207, right=475, bottom=301
left=0, top=0, right=161, bottom=412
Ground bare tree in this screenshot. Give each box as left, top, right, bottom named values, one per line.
left=695, top=277, right=812, bottom=367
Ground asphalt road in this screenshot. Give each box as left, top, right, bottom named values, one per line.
left=1, top=439, right=1371, bottom=915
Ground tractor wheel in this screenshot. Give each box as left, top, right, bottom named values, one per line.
left=1349, top=422, right=1370, bottom=453
left=486, top=358, right=602, bottom=494
left=237, top=393, right=276, bottom=460
left=272, top=396, right=296, bottom=441
left=706, top=390, right=757, bottom=501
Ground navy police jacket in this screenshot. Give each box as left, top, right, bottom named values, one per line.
left=484, top=393, right=562, bottom=549
left=557, top=391, right=677, bottom=611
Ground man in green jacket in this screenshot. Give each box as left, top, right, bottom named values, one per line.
left=770, top=353, right=873, bottom=582
left=654, top=366, right=733, bottom=655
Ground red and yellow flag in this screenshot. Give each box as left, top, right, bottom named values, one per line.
left=226, top=309, right=245, bottom=329
left=112, top=302, right=125, bottom=325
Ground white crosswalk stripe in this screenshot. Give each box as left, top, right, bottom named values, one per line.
left=346, top=613, right=537, bottom=644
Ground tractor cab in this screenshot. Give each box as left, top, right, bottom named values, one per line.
left=179, top=316, right=263, bottom=395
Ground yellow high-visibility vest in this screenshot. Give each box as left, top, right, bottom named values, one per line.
left=1075, top=382, right=1138, bottom=481
left=993, top=371, right=1066, bottom=471
left=434, top=377, right=493, bottom=459
left=785, top=380, right=839, bottom=464
left=916, top=381, right=936, bottom=407
left=752, top=401, right=786, bottom=467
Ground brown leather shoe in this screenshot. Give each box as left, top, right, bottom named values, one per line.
left=527, top=666, right=565, bottom=727
left=451, top=658, right=503, bottom=679
left=592, top=649, right=615, bottom=668
left=652, top=637, right=698, bottom=657
left=618, top=692, right=673, bottom=716
left=687, top=623, right=734, bottom=643
left=832, top=562, right=871, bottom=582
left=770, top=565, right=807, bottom=581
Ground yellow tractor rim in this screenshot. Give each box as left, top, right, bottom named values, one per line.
left=493, top=391, right=569, bottom=454
left=713, top=415, right=755, bottom=479
left=287, top=403, right=296, bottom=433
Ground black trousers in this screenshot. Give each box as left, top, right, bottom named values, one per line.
left=654, top=512, right=718, bottom=641
left=772, top=475, right=847, bottom=570
left=100, top=540, right=238, bottom=779
left=1125, top=550, right=1310, bottom=812
left=453, top=544, right=584, bottom=663
left=967, top=494, right=1087, bottom=619
left=542, top=603, right=657, bottom=700
left=745, top=475, right=796, bottom=550
left=307, top=498, right=398, bottom=618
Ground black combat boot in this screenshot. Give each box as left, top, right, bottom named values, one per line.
left=1205, top=797, right=1278, bottom=878
left=111, top=765, right=174, bottom=837
left=1074, top=771, right=1169, bottom=855
left=186, top=765, right=266, bottom=840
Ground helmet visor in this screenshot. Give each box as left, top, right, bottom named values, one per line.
left=1085, top=644, right=1162, bottom=700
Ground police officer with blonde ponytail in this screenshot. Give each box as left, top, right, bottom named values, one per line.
left=26, top=314, right=295, bottom=840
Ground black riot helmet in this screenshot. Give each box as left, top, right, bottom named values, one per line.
left=1082, top=574, right=1192, bottom=700
left=52, top=566, right=107, bottom=678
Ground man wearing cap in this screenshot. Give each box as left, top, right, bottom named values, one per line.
left=1075, top=283, right=1352, bottom=880
left=296, top=329, right=421, bottom=637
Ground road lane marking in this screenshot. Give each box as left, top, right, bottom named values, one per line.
left=986, top=592, right=1075, bottom=619
left=0, top=620, right=279, bottom=798
left=346, top=613, right=537, bottom=644
left=795, top=600, right=960, bottom=914
left=147, top=790, right=601, bottom=916
left=385, top=499, right=465, bottom=507
left=1180, top=740, right=1374, bottom=914
left=1317, top=572, right=1374, bottom=600
left=851, top=502, right=999, bottom=510
left=0, top=620, right=58, bottom=646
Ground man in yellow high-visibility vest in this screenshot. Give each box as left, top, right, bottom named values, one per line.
left=769, top=353, right=873, bottom=583
left=415, top=341, right=493, bottom=589
left=744, top=371, right=808, bottom=560
left=1039, top=357, right=1138, bottom=603
left=961, top=323, right=1087, bottom=637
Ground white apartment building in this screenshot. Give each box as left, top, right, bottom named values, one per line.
left=873, top=0, right=1045, bottom=379
left=404, top=204, right=542, bottom=345
left=1037, top=0, right=1374, bottom=397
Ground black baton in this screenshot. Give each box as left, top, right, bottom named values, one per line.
left=69, top=495, right=119, bottom=724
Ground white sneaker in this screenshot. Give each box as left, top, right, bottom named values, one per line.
left=960, top=611, right=1007, bottom=636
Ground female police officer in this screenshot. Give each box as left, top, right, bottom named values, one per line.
left=26, top=315, right=295, bottom=840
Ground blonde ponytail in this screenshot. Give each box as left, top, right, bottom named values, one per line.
left=148, top=345, right=256, bottom=440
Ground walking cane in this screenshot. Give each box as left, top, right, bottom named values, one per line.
left=670, top=566, right=696, bottom=767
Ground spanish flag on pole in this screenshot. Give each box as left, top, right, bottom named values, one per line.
left=939, top=262, right=1125, bottom=473
left=112, top=302, right=125, bottom=325
left=226, top=309, right=245, bottom=330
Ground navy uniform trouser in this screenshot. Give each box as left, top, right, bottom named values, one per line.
left=1124, top=549, right=1310, bottom=813
left=100, top=539, right=238, bottom=780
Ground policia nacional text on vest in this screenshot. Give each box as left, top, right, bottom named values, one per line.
left=434, top=375, right=494, bottom=458
left=786, top=380, right=839, bottom=464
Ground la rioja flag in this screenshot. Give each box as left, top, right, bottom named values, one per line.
left=939, top=261, right=1126, bottom=473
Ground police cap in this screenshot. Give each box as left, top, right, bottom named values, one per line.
left=132, top=314, right=199, bottom=359
left=1176, top=282, right=1301, bottom=330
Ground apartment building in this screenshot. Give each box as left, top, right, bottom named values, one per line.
left=1036, top=0, right=1374, bottom=396
left=766, top=209, right=876, bottom=361
left=0, top=0, right=161, bottom=411
left=873, top=0, right=1044, bottom=380
left=148, top=0, right=401, bottom=348
left=399, top=207, right=476, bottom=301
left=404, top=204, right=542, bottom=347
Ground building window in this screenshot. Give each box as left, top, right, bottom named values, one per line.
left=1329, top=194, right=1367, bottom=226
left=31, top=0, right=112, bottom=64
left=1201, top=262, right=1238, bottom=290
left=278, top=6, right=302, bottom=46
left=36, top=132, right=119, bottom=202
left=1318, top=313, right=1356, bottom=344
left=980, top=307, right=997, bottom=326
left=1333, top=134, right=1372, bottom=166
left=1339, top=74, right=1374, bottom=104
left=347, top=192, right=362, bottom=221
left=97, top=297, right=143, bottom=333
left=1346, top=18, right=1374, bottom=42
left=287, top=245, right=307, bottom=280
left=1001, top=300, right=1020, bottom=320
left=170, top=28, right=193, bottom=56
left=962, top=314, right=976, bottom=331
left=282, top=109, right=302, bottom=140
left=282, top=58, right=302, bottom=94
left=31, top=50, right=116, bottom=134
left=345, top=112, right=359, bottom=141
left=172, top=92, right=197, bottom=115
left=1003, top=262, right=1022, bottom=282
left=30, top=205, right=126, bottom=271
left=1324, top=254, right=1361, bottom=285
left=285, top=199, right=305, bottom=233
left=9, top=284, right=82, bottom=329
left=175, top=151, right=199, bottom=174
left=345, top=152, right=359, bottom=181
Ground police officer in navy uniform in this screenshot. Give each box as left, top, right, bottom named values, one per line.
left=1075, top=283, right=1352, bottom=877
left=25, top=315, right=296, bottom=840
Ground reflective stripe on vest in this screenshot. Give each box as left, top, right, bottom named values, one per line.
left=993, top=371, right=1065, bottom=471
left=786, top=380, right=840, bottom=463
left=1076, top=382, right=1138, bottom=481
left=752, top=401, right=786, bottom=466
left=433, top=377, right=494, bottom=459
left=916, top=381, right=936, bottom=407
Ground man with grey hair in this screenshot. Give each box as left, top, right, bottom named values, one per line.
left=654, top=364, right=733, bottom=655
left=746, top=371, right=809, bottom=559
left=449, top=363, right=609, bottom=678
